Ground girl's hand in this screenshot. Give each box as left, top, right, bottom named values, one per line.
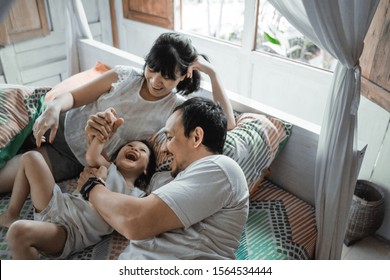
left=33, top=104, right=60, bottom=147
left=85, top=108, right=124, bottom=144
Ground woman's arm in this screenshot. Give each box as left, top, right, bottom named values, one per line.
left=189, top=56, right=236, bottom=130
left=33, top=69, right=118, bottom=147
left=71, top=69, right=118, bottom=107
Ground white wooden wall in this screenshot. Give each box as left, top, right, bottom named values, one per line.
left=0, top=0, right=113, bottom=87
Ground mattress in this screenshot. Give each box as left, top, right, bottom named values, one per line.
left=0, top=179, right=317, bottom=260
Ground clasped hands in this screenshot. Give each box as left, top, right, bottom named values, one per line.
left=85, top=107, right=124, bottom=145
left=76, top=107, right=123, bottom=191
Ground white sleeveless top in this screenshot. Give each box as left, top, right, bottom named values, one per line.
left=65, top=65, right=186, bottom=165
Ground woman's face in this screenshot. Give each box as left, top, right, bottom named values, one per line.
left=143, top=66, right=186, bottom=100
left=115, top=141, right=151, bottom=176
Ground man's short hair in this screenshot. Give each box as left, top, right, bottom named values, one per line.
left=173, top=97, right=227, bottom=154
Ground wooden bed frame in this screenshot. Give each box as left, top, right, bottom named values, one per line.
left=77, top=38, right=320, bottom=206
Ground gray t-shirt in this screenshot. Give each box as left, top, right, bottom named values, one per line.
left=119, top=155, right=249, bottom=260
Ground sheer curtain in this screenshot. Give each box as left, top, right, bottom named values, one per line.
left=268, top=0, right=379, bottom=259
left=65, top=0, right=93, bottom=77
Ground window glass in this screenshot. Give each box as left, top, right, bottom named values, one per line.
left=256, top=0, right=336, bottom=71
left=180, top=0, right=245, bottom=45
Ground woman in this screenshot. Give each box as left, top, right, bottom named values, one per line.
left=0, top=32, right=235, bottom=193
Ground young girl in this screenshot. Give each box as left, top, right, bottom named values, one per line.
left=0, top=32, right=235, bottom=193
left=0, top=120, right=156, bottom=259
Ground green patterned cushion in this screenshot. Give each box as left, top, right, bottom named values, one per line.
left=236, top=180, right=317, bottom=260
left=0, top=86, right=51, bottom=168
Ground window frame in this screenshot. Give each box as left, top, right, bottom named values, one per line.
left=0, top=0, right=49, bottom=46
left=123, top=0, right=390, bottom=116
left=178, top=0, right=389, bottom=113
left=122, top=0, right=174, bottom=29
left=359, top=0, right=390, bottom=113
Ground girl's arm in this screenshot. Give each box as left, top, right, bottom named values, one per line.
left=85, top=137, right=111, bottom=168
left=85, top=107, right=125, bottom=168
left=189, top=56, right=236, bottom=130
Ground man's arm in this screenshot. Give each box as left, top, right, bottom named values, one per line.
left=88, top=185, right=183, bottom=240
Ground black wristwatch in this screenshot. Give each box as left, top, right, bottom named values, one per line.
left=80, top=177, right=105, bottom=201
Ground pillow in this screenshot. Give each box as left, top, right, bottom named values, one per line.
left=223, top=113, right=292, bottom=193
left=0, top=62, right=110, bottom=169
left=149, top=128, right=173, bottom=172
left=0, top=86, right=51, bottom=168
left=148, top=112, right=292, bottom=193
left=44, top=61, right=110, bottom=102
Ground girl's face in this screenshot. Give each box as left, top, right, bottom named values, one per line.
left=143, top=66, right=186, bottom=100
left=115, top=141, right=151, bottom=176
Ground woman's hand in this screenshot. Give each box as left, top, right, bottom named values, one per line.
left=187, top=55, right=215, bottom=79
left=187, top=55, right=236, bottom=130
left=85, top=108, right=124, bottom=145
left=33, top=103, right=61, bottom=147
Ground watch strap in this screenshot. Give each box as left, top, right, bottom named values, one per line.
left=80, top=177, right=105, bottom=201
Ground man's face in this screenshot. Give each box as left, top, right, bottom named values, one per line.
left=164, top=111, right=193, bottom=177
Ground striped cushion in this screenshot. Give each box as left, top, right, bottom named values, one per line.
left=223, top=113, right=292, bottom=193
left=0, top=86, right=51, bottom=168
left=149, top=113, right=292, bottom=193
left=149, top=127, right=173, bottom=172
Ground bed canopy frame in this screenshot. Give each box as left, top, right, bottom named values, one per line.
left=66, top=0, right=378, bottom=259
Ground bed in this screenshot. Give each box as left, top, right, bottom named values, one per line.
left=0, top=37, right=319, bottom=260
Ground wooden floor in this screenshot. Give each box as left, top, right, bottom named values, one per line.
left=341, top=235, right=390, bottom=260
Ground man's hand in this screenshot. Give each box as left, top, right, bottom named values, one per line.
left=76, top=166, right=108, bottom=192
left=85, top=108, right=124, bottom=144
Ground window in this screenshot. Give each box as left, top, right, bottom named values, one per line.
left=255, top=0, right=335, bottom=71
left=180, top=0, right=335, bottom=71
left=180, top=0, right=245, bottom=45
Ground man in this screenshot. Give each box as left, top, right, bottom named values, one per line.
left=81, top=97, right=249, bottom=259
